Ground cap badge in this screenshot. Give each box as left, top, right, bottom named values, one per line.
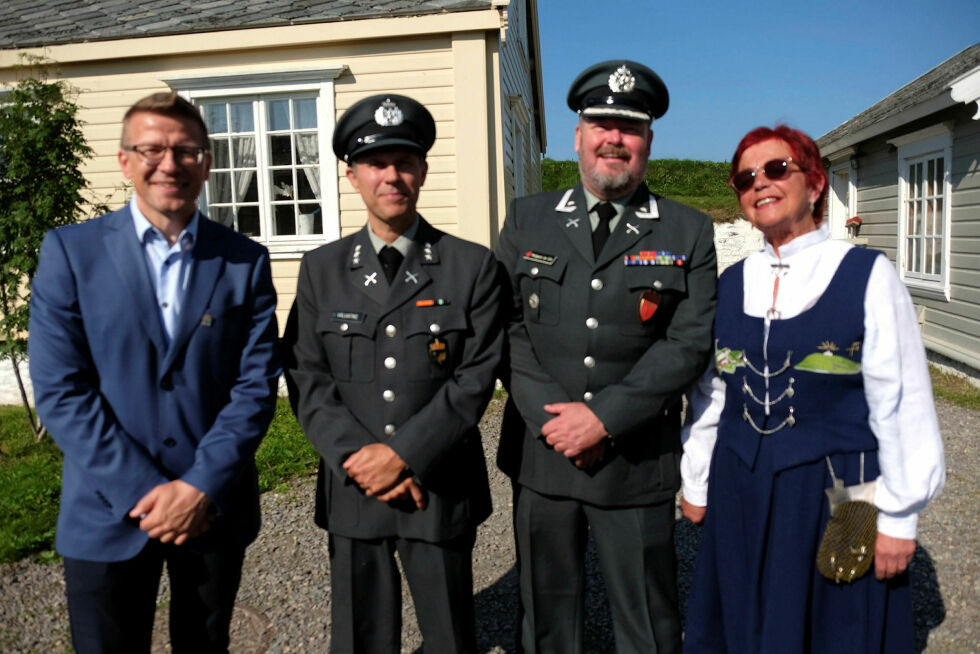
left=374, top=99, right=404, bottom=127
left=608, top=65, right=636, bottom=93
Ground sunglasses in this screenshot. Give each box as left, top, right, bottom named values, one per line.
left=730, top=157, right=805, bottom=193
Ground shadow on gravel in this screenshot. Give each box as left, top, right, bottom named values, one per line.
left=910, top=544, right=945, bottom=652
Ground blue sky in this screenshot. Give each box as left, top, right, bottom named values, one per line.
left=536, top=1, right=979, bottom=162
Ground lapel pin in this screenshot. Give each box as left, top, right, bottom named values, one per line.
left=364, top=272, right=378, bottom=286
left=200, top=313, right=214, bottom=327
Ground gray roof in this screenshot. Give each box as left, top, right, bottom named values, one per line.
left=818, top=43, right=980, bottom=155
left=0, top=0, right=493, bottom=49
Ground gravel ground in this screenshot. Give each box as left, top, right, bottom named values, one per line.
left=0, top=397, right=975, bottom=653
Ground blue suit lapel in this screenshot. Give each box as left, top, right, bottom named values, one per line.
left=103, top=207, right=168, bottom=356
left=163, top=216, right=225, bottom=372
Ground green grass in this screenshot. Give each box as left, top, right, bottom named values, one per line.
left=541, top=158, right=741, bottom=221
left=0, top=397, right=316, bottom=564
left=254, top=398, right=319, bottom=493
left=930, top=366, right=980, bottom=411
left=0, top=405, right=62, bottom=564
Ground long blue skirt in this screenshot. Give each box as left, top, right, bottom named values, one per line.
left=683, top=441, right=912, bottom=653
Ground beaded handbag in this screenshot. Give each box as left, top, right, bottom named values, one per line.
left=816, top=453, right=877, bottom=583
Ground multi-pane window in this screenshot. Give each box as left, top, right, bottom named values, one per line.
left=892, top=124, right=952, bottom=296
left=903, top=155, right=944, bottom=278
left=200, top=95, right=324, bottom=240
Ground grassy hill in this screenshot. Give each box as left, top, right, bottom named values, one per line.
left=542, top=158, right=741, bottom=222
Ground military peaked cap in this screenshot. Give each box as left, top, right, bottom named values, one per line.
left=333, top=94, right=436, bottom=162
left=567, top=60, right=669, bottom=122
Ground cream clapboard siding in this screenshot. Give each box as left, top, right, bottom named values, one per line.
left=849, top=106, right=980, bottom=368
left=0, top=9, right=521, bottom=332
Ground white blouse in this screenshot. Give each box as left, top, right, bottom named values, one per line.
left=681, top=223, right=945, bottom=539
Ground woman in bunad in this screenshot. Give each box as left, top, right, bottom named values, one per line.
left=680, top=125, right=945, bottom=653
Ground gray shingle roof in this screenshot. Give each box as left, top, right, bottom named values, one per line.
left=0, top=0, right=493, bottom=49
left=818, top=43, right=980, bottom=153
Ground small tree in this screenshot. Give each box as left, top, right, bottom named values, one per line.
left=0, top=58, right=103, bottom=439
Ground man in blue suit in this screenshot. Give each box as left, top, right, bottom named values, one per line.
left=29, top=92, right=281, bottom=654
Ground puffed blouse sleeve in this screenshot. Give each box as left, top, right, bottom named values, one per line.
left=862, top=255, right=945, bottom=539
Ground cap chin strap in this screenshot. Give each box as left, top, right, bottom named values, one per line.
left=580, top=106, right=653, bottom=122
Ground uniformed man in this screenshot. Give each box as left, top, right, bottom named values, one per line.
left=284, top=94, right=503, bottom=653
left=496, top=61, right=718, bottom=653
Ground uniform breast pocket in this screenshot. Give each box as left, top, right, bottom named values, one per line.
left=618, top=266, right=688, bottom=336
left=403, top=307, right=469, bottom=380
left=515, top=257, right=567, bottom=326
left=316, top=315, right=378, bottom=383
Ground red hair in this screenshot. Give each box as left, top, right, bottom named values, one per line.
left=730, top=125, right=828, bottom=220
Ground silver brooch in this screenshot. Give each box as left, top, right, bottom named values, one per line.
left=608, top=65, right=636, bottom=93
left=374, top=99, right=404, bottom=127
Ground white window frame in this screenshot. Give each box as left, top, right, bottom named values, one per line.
left=825, top=147, right=858, bottom=241
left=889, top=122, right=953, bottom=300
left=162, top=66, right=345, bottom=257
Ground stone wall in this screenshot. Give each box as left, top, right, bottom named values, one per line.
left=713, top=219, right=763, bottom=273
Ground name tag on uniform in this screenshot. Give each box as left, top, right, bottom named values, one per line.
left=331, top=311, right=365, bottom=323
left=523, top=251, right=557, bottom=266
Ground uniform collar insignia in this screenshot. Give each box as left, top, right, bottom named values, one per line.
left=634, top=194, right=660, bottom=219
left=421, top=241, right=439, bottom=265
left=350, top=242, right=364, bottom=268
left=554, top=189, right=577, bottom=213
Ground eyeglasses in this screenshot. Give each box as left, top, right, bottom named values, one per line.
left=123, top=144, right=208, bottom=166
left=730, top=157, right=805, bottom=193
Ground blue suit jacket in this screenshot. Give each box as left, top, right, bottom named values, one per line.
left=29, top=206, right=281, bottom=562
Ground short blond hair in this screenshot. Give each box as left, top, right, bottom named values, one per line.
left=120, top=92, right=208, bottom=146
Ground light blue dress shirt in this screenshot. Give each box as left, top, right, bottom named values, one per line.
left=130, top=197, right=198, bottom=345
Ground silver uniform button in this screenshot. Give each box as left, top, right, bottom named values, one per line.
left=653, top=280, right=664, bottom=290
left=591, top=278, right=603, bottom=291
left=583, top=356, right=596, bottom=368
left=586, top=317, right=599, bottom=329
left=583, top=391, right=594, bottom=401
left=340, top=322, right=349, bottom=332
left=429, top=323, right=441, bottom=334
left=384, top=424, right=396, bottom=436
left=531, top=266, right=540, bottom=276
left=385, top=324, right=397, bottom=337
left=384, top=357, right=396, bottom=369
left=528, top=293, right=540, bottom=309
left=382, top=389, right=395, bottom=402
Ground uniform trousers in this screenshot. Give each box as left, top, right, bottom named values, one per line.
left=63, top=538, right=245, bottom=654
left=515, top=485, right=681, bottom=654
left=328, top=530, right=478, bottom=654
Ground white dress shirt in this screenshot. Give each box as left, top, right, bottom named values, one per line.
left=130, top=197, right=197, bottom=344
left=681, top=222, right=945, bottom=539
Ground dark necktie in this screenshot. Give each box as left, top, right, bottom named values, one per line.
left=592, top=201, right=616, bottom=256
left=378, top=245, right=403, bottom=284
